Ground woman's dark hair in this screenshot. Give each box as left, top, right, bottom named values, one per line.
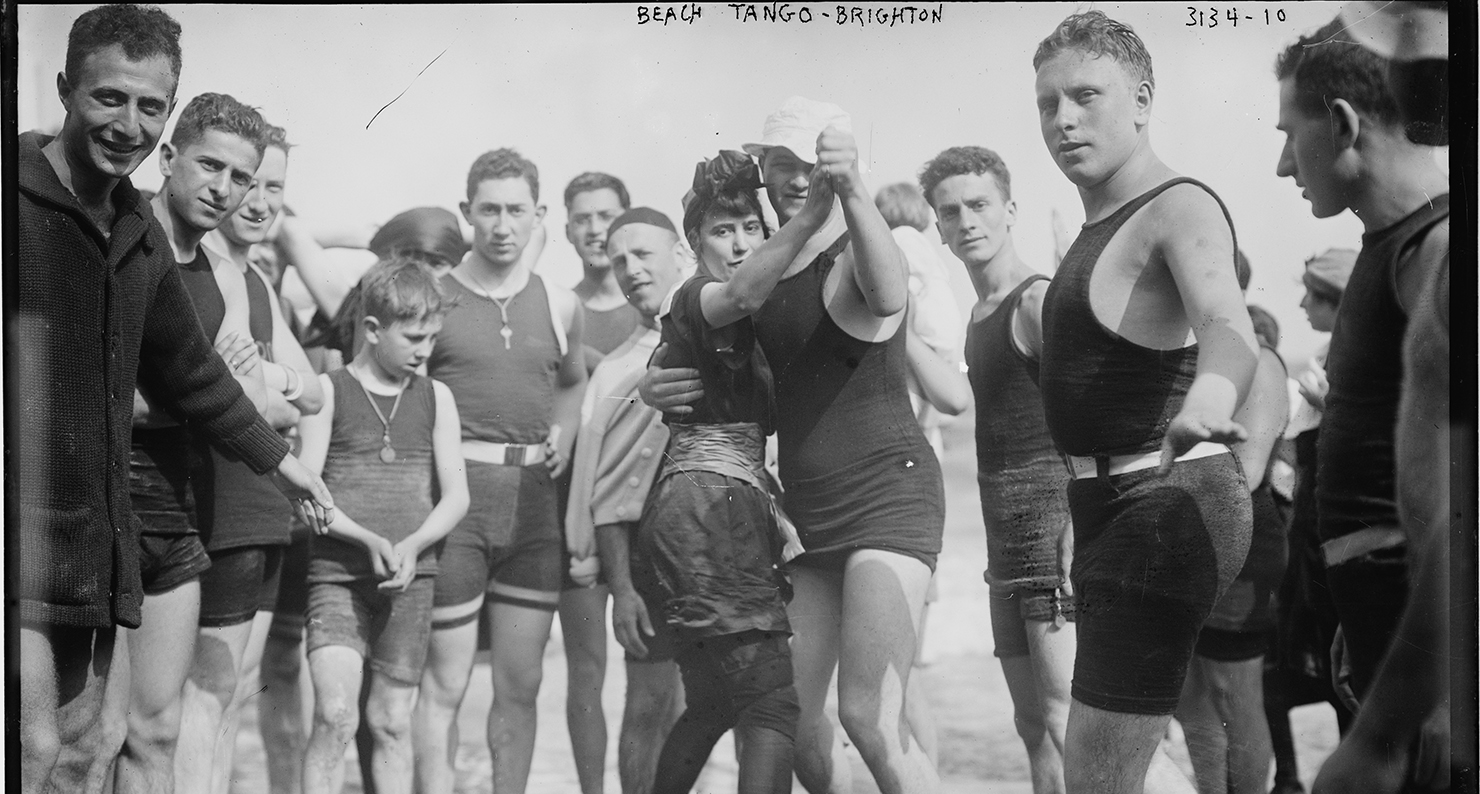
left=682, top=150, right=771, bottom=245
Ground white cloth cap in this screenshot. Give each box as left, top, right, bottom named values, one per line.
left=742, top=96, right=852, bottom=164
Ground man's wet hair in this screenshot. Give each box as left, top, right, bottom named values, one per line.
left=466, top=148, right=540, bottom=203
left=1033, top=10, right=1155, bottom=89
left=359, top=254, right=451, bottom=329
left=917, top=146, right=1013, bottom=210
left=875, top=183, right=933, bottom=233
left=563, top=172, right=631, bottom=211
left=1274, top=17, right=1402, bottom=127
left=169, top=92, right=269, bottom=156
left=66, top=4, right=183, bottom=91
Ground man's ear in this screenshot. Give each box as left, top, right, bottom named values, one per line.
left=1328, top=98, right=1362, bottom=152
left=1004, top=198, right=1019, bottom=229
left=56, top=71, right=73, bottom=110
left=158, top=141, right=177, bottom=178
left=1133, top=80, right=1154, bottom=127
left=459, top=200, right=472, bottom=225
left=535, top=204, right=547, bottom=222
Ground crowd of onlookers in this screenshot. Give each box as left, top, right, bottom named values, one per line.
left=13, top=4, right=1460, bottom=794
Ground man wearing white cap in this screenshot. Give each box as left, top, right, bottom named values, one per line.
left=645, top=97, right=943, bottom=794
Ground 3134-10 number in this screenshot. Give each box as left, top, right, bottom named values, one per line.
left=1187, top=7, right=1287, bottom=27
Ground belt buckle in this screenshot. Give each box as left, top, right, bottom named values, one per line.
left=503, top=444, right=527, bottom=466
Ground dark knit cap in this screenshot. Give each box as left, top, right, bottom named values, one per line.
left=369, top=207, right=468, bottom=269
left=607, top=207, right=678, bottom=241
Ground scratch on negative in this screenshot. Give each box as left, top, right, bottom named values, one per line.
left=661, top=451, right=734, bottom=489
left=366, top=48, right=448, bottom=130
left=1304, top=0, right=1397, bottom=48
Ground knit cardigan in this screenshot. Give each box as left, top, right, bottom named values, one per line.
left=12, top=131, right=289, bottom=629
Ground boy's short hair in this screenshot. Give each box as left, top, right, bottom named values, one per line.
left=563, top=172, right=630, bottom=211
left=359, top=255, right=450, bottom=328
left=169, top=93, right=268, bottom=156
left=466, top=148, right=539, bottom=203
left=66, top=4, right=183, bottom=91
left=917, top=146, right=1013, bottom=210
left=1033, top=10, right=1155, bottom=88
left=1274, top=17, right=1402, bottom=126
left=874, top=183, right=933, bottom=232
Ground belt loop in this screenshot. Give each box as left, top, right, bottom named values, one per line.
left=1094, top=455, right=1110, bottom=484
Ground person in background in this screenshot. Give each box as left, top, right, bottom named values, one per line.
left=556, top=171, right=642, bottom=794
left=1173, top=253, right=1290, bottom=794
left=920, top=145, right=1076, bottom=794
left=1262, top=249, right=1358, bottom=794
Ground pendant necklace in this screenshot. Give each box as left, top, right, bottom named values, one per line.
left=353, top=365, right=408, bottom=463
left=468, top=270, right=517, bottom=349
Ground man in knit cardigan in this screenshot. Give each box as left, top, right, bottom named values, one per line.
left=12, top=6, right=333, bottom=792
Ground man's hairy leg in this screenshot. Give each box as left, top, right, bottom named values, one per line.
left=618, top=660, right=684, bottom=794
left=116, top=581, right=201, bottom=794
left=787, top=566, right=851, bottom=794
left=411, top=598, right=481, bottom=794
left=1064, top=699, right=1195, bottom=794
left=20, top=622, right=119, bottom=794
left=485, top=599, right=556, bottom=794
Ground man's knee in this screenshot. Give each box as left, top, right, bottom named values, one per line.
left=261, top=637, right=302, bottom=683
left=188, top=635, right=242, bottom=706
left=1013, top=704, right=1049, bottom=744
left=492, top=657, right=546, bottom=707
left=313, top=691, right=361, bottom=745
left=366, top=694, right=414, bottom=748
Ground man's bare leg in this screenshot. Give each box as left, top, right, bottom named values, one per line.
left=213, top=611, right=275, bottom=794
left=905, top=602, right=939, bottom=766
left=1001, top=655, right=1062, bottom=794
left=116, top=580, right=201, bottom=794
left=618, top=660, right=684, bottom=794
left=485, top=598, right=557, bottom=793
left=175, top=614, right=263, bottom=794
left=257, top=625, right=309, bottom=794
left=411, top=597, right=481, bottom=794
left=1064, top=699, right=1196, bottom=794
left=20, top=622, right=120, bottom=794
left=836, top=550, right=939, bottom=794
left=787, top=566, right=852, bottom=794
left=559, top=585, right=610, bottom=794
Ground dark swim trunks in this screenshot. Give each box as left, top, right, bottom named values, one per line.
left=1067, top=452, right=1251, bottom=715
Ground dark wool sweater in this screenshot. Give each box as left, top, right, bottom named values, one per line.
left=12, top=132, right=289, bottom=629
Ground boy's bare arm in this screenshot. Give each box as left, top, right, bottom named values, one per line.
left=820, top=126, right=907, bottom=317
left=384, top=382, right=470, bottom=590
left=549, top=295, right=589, bottom=479
left=597, top=522, right=654, bottom=658
left=1156, top=188, right=1258, bottom=471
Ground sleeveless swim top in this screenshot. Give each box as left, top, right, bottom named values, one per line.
left=583, top=302, right=642, bottom=358
left=1317, top=193, right=1450, bottom=542
left=311, top=368, right=439, bottom=582
left=196, top=265, right=291, bottom=550
left=1039, top=177, right=1237, bottom=457
left=966, top=274, right=1061, bottom=479
left=178, top=246, right=224, bottom=340
left=429, top=273, right=562, bottom=444
left=751, top=234, right=931, bottom=481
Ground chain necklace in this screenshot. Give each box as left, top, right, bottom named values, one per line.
left=350, top=364, right=408, bottom=464
left=467, top=269, right=518, bottom=349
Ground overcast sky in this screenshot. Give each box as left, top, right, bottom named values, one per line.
left=22, top=2, right=1446, bottom=368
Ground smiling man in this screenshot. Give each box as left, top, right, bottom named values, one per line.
left=1030, top=12, right=1259, bottom=794
left=14, top=6, right=332, bottom=794
left=120, top=91, right=285, bottom=794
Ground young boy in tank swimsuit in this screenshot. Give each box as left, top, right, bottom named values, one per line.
left=296, top=256, right=468, bottom=794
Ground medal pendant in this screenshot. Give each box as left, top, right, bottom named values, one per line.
left=500, top=325, right=514, bottom=349
left=380, top=445, right=397, bottom=464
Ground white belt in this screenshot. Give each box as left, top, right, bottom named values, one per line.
left=462, top=438, right=550, bottom=467
left=1065, top=441, right=1229, bottom=480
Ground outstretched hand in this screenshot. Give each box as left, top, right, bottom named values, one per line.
left=1157, top=412, right=1246, bottom=476
left=639, top=343, right=704, bottom=415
